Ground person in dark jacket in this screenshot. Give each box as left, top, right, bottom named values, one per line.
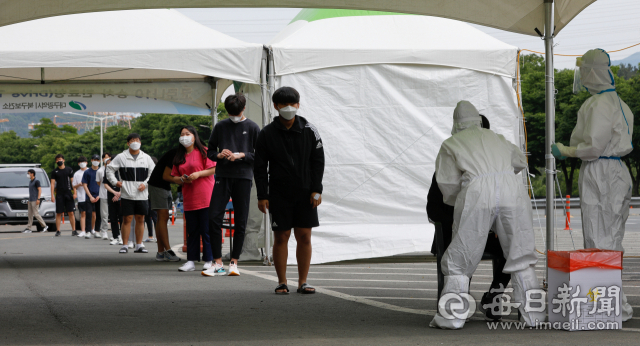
left=427, top=114, right=511, bottom=321
left=254, top=86, right=324, bottom=295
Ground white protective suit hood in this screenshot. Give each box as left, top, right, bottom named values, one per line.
left=452, top=101, right=483, bottom=135
left=577, top=49, right=616, bottom=95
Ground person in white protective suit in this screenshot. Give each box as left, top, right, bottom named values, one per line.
left=430, top=101, right=545, bottom=329
left=552, top=48, right=634, bottom=321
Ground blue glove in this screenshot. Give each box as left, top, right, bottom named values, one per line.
left=551, top=144, right=567, bottom=160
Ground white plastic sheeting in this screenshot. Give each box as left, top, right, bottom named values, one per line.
left=0, top=9, right=263, bottom=84
left=0, top=0, right=596, bottom=36
left=275, top=64, right=521, bottom=264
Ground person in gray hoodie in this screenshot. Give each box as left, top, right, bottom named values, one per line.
left=107, top=133, right=155, bottom=254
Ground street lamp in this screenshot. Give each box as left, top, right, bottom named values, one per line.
left=63, top=112, right=121, bottom=167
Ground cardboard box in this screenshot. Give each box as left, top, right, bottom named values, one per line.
left=547, top=249, right=623, bottom=331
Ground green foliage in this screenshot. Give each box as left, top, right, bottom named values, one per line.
left=0, top=113, right=214, bottom=176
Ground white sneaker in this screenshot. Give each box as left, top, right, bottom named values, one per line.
left=77, top=231, right=86, bottom=238
left=117, top=236, right=123, bottom=245
left=228, top=262, right=240, bottom=276
left=201, top=262, right=227, bottom=277
left=100, top=231, right=108, bottom=240
left=40, top=226, right=49, bottom=233
left=109, top=237, right=119, bottom=245
left=179, top=261, right=195, bottom=272
left=93, top=230, right=100, bottom=238
left=127, top=241, right=134, bottom=249
left=86, top=231, right=93, bottom=239
left=203, top=261, right=213, bottom=271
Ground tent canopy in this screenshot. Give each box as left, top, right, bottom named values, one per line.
left=0, top=9, right=263, bottom=85
left=0, top=0, right=596, bottom=36
left=270, top=9, right=518, bottom=78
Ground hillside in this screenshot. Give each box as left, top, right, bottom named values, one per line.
left=612, top=51, right=640, bottom=67
left=0, top=113, right=91, bottom=137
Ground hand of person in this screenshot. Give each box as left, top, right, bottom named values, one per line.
left=187, top=171, right=201, bottom=181
left=221, top=149, right=233, bottom=157
left=310, top=193, right=322, bottom=208
left=95, top=196, right=100, bottom=202
left=112, top=195, right=119, bottom=202
left=258, top=199, right=269, bottom=214
left=51, top=196, right=55, bottom=203
left=73, top=193, right=77, bottom=199
left=138, top=183, right=146, bottom=192
left=551, top=143, right=567, bottom=161
left=116, top=181, right=123, bottom=188
left=115, top=191, right=121, bottom=200
left=227, top=152, right=244, bottom=162
left=36, top=200, right=40, bottom=206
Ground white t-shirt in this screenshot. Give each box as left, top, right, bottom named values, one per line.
left=73, top=169, right=87, bottom=202
left=96, top=167, right=108, bottom=199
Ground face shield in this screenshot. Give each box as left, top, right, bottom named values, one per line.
left=574, top=49, right=615, bottom=95
left=573, top=57, right=586, bottom=94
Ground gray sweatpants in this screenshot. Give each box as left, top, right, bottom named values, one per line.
left=27, top=201, right=46, bottom=229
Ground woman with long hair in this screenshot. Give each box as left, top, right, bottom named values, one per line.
left=170, top=125, right=217, bottom=272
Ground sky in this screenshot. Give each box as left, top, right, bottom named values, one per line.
left=177, top=0, right=640, bottom=71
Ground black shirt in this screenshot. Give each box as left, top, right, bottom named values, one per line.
left=148, top=148, right=178, bottom=191
left=50, top=166, right=74, bottom=195
left=254, top=115, right=325, bottom=200
left=29, top=179, right=41, bottom=201
left=426, top=173, right=455, bottom=249
left=208, top=118, right=260, bottom=180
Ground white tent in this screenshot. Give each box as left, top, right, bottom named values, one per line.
left=0, top=9, right=264, bottom=115
left=268, top=9, right=523, bottom=264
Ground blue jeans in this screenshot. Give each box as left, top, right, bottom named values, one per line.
left=184, top=208, right=211, bottom=262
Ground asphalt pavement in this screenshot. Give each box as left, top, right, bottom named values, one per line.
left=2, top=212, right=640, bottom=345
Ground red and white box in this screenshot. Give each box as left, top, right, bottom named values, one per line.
left=547, top=249, right=623, bottom=331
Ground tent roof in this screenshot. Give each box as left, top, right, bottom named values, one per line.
left=0, top=9, right=263, bottom=84
left=270, top=10, right=519, bottom=78
left=0, top=1, right=596, bottom=37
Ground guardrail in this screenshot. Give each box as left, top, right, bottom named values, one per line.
left=532, top=197, right=640, bottom=209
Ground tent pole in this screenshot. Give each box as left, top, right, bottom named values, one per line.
left=211, top=79, right=219, bottom=128
left=268, top=47, right=276, bottom=119
left=100, top=118, right=103, bottom=167
left=544, top=0, right=556, bottom=286
left=261, top=47, right=272, bottom=266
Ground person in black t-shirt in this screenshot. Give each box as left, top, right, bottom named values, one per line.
left=50, top=154, right=76, bottom=236
left=204, top=93, right=260, bottom=277
left=147, top=147, right=180, bottom=261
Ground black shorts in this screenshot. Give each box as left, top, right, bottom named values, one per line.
left=55, top=191, right=75, bottom=214
left=269, top=189, right=319, bottom=231
left=78, top=200, right=89, bottom=212
left=121, top=199, right=149, bottom=216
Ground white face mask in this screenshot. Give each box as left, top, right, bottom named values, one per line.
left=104, top=159, right=110, bottom=165
left=129, top=142, right=141, bottom=151
left=92, top=161, right=100, bottom=167
left=79, top=162, right=87, bottom=168
left=229, top=115, right=244, bottom=123
left=278, top=105, right=297, bottom=120
left=179, top=135, right=194, bottom=147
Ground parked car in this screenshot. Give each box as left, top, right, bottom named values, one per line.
left=0, top=164, right=57, bottom=231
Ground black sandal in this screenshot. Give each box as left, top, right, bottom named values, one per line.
left=275, top=283, right=289, bottom=294
left=297, top=283, right=316, bottom=294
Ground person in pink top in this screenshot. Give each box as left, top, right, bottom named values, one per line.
left=170, top=126, right=216, bottom=272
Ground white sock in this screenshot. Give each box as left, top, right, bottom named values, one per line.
left=135, top=244, right=142, bottom=250
left=120, top=245, right=128, bottom=250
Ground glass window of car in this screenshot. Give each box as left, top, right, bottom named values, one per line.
left=0, top=171, right=50, bottom=188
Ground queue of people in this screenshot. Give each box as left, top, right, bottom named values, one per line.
left=44, top=87, right=325, bottom=294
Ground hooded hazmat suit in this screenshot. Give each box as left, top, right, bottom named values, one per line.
left=552, top=49, right=634, bottom=321
left=429, top=101, right=545, bottom=329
